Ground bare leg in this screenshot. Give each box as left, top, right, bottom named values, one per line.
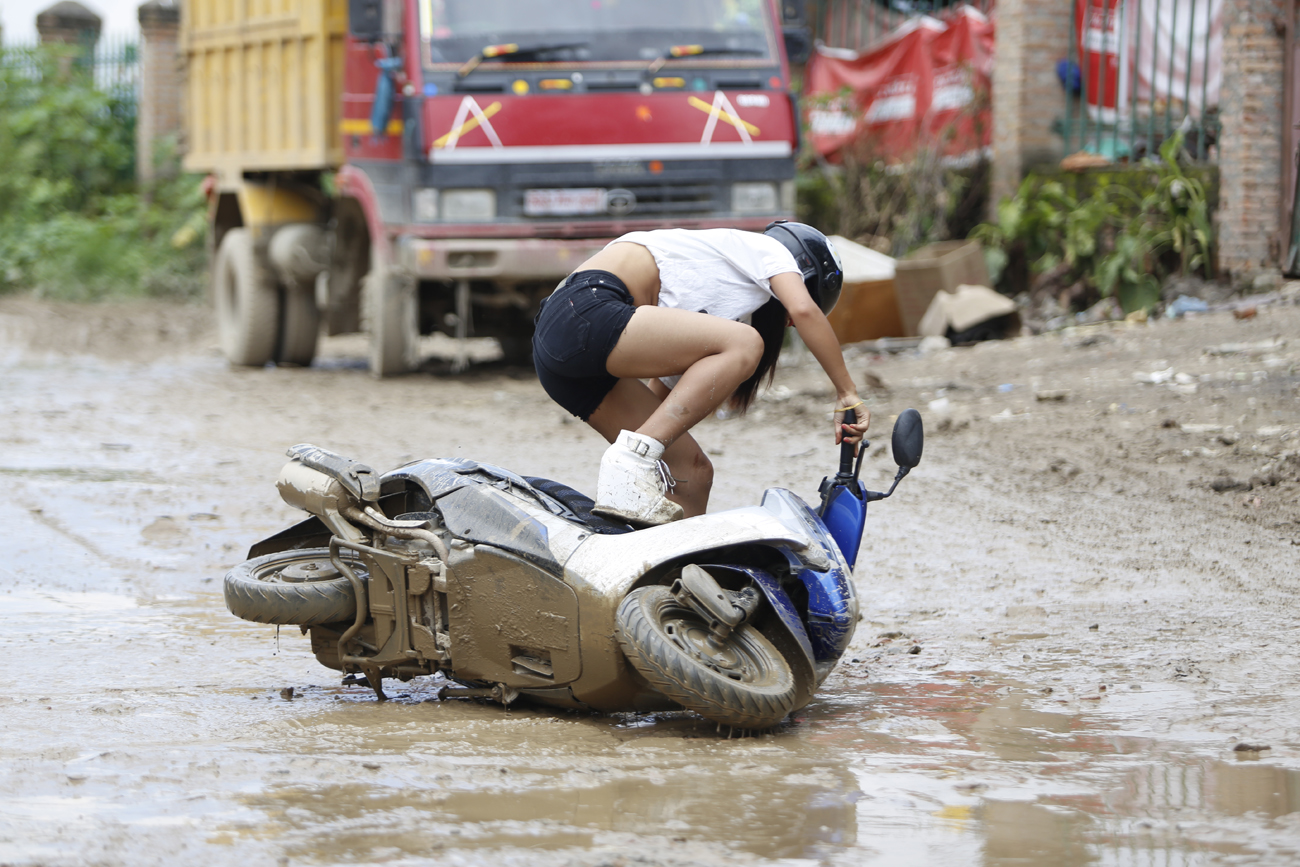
left=587, top=378, right=714, bottom=517
left=604, top=306, right=763, bottom=448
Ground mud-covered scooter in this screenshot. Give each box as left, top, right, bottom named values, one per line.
left=223, top=409, right=923, bottom=729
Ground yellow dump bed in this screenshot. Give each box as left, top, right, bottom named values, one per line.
left=182, top=0, right=347, bottom=178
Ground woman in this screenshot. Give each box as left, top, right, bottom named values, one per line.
left=532, top=221, right=869, bottom=526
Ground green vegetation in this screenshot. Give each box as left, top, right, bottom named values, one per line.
left=797, top=148, right=988, bottom=259
left=970, top=133, right=1214, bottom=313
left=0, top=49, right=207, bottom=300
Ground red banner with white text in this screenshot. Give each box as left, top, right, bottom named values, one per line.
left=805, top=6, right=994, bottom=164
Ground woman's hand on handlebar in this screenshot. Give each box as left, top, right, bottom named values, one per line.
left=834, top=395, right=870, bottom=446
left=771, top=276, right=873, bottom=449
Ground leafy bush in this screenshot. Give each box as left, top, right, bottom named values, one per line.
left=970, top=133, right=1213, bottom=313
left=0, top=48, right=207, bottom=300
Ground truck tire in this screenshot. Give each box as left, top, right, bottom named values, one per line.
left=616, top=585, right=797, bottom=729
left=214, top=228, right=279, bottom=367
left=276, top=286, right=320, bottom=366
left=365, top=267, right=419, bottom=377
left=224, top=548, right=367, bottom=626
left=496, top=334, right=534, bottom=366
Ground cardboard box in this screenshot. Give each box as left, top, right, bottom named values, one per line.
left=826, top=235, right=901, bottom=343
left=893, top=240, right=989, bottom=336
left=918, top=283, right=1020, bottom=341
left=827, top=278, right=904, bottom=343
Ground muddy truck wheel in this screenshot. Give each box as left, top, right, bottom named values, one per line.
left=365, top=267, right=419, bottom=377
left=496, top=334, right=534, bottom=366
left=224, top=549, right=367, bottom=626
left=213, top=228, right=279, bottom=367
left=616, top=585, right=797, bottom=729
left=275, top=286, right=320, bottom=366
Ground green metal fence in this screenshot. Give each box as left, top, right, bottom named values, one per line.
left=0, top=33, right=139, bottom=99
left=1061, top=0, right=1219, bottom=163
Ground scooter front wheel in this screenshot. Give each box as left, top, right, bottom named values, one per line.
left=616, top=585, right=796, bottom=729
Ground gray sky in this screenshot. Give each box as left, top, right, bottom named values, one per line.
left=1, top=0, right=144, bottom=42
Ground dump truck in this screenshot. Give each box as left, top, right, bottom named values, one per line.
left=183, top=0, right=809, bottom=375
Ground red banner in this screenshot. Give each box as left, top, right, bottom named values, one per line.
left=805, top=6, right=994, bottom=164
left=1076, top=0, right=1126, bottom=122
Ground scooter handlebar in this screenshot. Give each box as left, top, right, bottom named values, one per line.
left=838, top=408, right=857, bottom=476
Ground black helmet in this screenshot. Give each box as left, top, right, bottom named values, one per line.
left=763, top=221, right=844, bottom=315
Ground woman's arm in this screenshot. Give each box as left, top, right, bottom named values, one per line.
left=769, top=272, right=870, bottom=445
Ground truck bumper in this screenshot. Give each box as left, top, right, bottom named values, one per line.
left=399, top=237, right=609, bottom=282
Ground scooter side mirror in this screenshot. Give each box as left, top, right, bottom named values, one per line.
left=891, top=408, right=924, bottom=469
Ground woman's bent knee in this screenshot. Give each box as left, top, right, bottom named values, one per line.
left=692, top=450, right=715, bottom=494
left=666, top=441, right=712, bottom=496
left=731, top=325, right=764, bottom=376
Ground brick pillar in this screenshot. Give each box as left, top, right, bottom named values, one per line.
left=36, top=1, right=101, bottom=46
left=1217, top=0, right=1287, bottom=281
left=36, top=1, right=101, bottom=78
left=990, top=0, right=1073, bottom=208
left=137, top=1, right=183, bottom=184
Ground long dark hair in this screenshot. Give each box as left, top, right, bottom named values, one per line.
left=729, top=295, right=788, bottom=414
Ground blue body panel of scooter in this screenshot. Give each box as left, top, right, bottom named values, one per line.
left=798, top=562, right=856, bottom=661
left=820, top=483, right=867, bottom=571
left=792, top=482, right=866, bottom=661
left=756, top=483, right=866, bottom=663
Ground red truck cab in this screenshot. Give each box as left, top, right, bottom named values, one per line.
left=252, top=0, right=808, bottom=374
left=342, top=0, right=807, bottom=373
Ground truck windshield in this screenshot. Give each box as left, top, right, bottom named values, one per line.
left=419, top=0, right=777, bottom=66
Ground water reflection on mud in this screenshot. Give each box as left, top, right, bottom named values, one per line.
left=183, top=670, right=1300, bottom=865
left=1, top=577, right=1297, bottom=865
left=825, top=678, right=1300, bottom=866
left=243, top=766, right=861, bottom=861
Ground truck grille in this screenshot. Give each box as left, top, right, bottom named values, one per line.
left=515, top=182, right=717, bottom=219
left=620, top=182, right=717, bottom=216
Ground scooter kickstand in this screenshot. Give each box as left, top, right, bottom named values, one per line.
left=361, top=665, right=388, bottom=701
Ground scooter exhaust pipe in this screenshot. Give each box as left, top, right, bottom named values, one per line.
left=276, top=461, right=366, bottom=545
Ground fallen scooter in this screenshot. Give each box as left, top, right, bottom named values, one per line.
left=223, top=409, right=923, bottom=729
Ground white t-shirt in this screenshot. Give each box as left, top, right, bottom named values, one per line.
left=608, top=229, right=800, bottom=322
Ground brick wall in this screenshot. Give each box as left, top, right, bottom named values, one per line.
left=137, top=1, right=182, bottom=184
left=1217, top=0, right=1287, bottom=279
left=990, top=0, right=1073, bottom=206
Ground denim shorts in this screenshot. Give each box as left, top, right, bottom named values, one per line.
left=532, top=270, right=637, bottom=421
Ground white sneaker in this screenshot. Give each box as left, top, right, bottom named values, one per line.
left=592, top=431, right=685, bottom=527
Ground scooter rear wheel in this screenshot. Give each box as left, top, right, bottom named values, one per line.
left=616, top=585, right=796, bottom=730
left=224, top=548, right=366, bottom=626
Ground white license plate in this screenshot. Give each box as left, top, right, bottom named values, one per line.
left=525, top=188, right=607, bottom=216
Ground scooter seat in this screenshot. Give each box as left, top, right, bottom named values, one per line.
left=524, top=476, right=636, bottom=536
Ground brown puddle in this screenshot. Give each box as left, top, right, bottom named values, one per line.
left=3, top=584, right=1296, bottom=865
left=183, top=674, right=1300, bottom=865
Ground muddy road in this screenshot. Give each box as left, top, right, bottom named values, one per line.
left=2, top=295, right=1298, bottom=866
